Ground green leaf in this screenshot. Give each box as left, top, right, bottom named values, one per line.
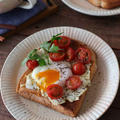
left=40, top=42, right=51, bottom=51
left=38, top=59, right=46, bottom=66
left=21, top=57, right=29, bottom=65
left=22, top=33, right=64, bottom=66
left=28, top=49, right=37, bottom=58
left=49, top=44, right=61, bottom=53
left=51, top=32, right=63, bottom=43
left=41, top=54, right=51, bottom=65
left=41, top=53, right=48, bottom=59
left=21, top=48, right=48, bottom=66
left=36, top=56, right=46, bottom=66
left=30, top=54, right=40, bottom=60
left=56, top=37, right=62, bottom=40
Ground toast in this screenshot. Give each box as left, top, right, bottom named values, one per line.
left=16, top=40, right=97, bottom=117
left=88, top=0, right=120, bottom=9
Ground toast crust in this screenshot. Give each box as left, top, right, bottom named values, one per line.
left=16, top=40, right=97, bottom=117
left=88, top=0, right=120, bottom=9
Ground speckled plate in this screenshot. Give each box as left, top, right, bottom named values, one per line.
left=62, top=0, right=120, bottom=16
left=0, top=27, right=119, bottom=120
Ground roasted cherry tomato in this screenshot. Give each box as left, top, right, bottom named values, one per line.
left=54, top=36, right=71, bottom=49
left=75, top=47, right=91, bottom=64
left=46, top=84, right=63, bottom=99
left=72, top=62, right=86, bottom=75
left=26, top=60, right=39, bottom=70
left=66, top=47, right=75, bottom=62
left=65, top=75, right=82, bottom=90
left=49, top=52, right=65, bottom=61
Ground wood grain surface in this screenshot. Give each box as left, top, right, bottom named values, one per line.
left=0, top=0, right=120, bottom=120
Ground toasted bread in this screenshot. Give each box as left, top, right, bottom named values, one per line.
left=88, top=0, right=120, bottom=9
left=16, top=40, right=97, bottom=117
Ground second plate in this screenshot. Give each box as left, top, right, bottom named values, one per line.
left=62, top=0, right=120, bottom=16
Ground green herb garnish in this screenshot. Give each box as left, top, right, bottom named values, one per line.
left=51, top=32, right=63, bottom=43
left=40, top=42, right=51, bottom=51
left=40, top=32, right=63, bottom=53
left=37, top=58, right=46, bottom=66
left=22, top=32, right=64, bottom=66
left=28, top=49, right=37, bottom=58
left=49, top=44, right=60, bottom=53
left=40, top=41, right=61, bottom=53
left=22, top=49, right=46, bottom=66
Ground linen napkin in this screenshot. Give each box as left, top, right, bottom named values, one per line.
left=0, top=0, right=47, bottom=35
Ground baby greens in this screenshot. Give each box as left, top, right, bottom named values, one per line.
left=40, top=32, right=63, bottom=53
left=51, top=32, right=63, bottom=43
left=22, top=49, right=46, bottom=66
left=22, top=32, right=63, bottom=66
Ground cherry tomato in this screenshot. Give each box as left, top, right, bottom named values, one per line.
left=75, top=47, right=91, bottom=64
left=65, top=75, right=82, bottom=90
left=46, top=84, right=63, bottom=99
left=49, top=52, right=65, bottom=61
left=72, top=62, right=86, bottom=75
left=26, top=60, right=39, bottom=70
left=66, top=47, right=75, bottom=62
left=54, top=36, right=71, bottom=49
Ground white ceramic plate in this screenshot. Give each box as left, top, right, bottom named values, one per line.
left=62, top=0, right=120, bottom=16
left=0, top=27, right=119, bottom=120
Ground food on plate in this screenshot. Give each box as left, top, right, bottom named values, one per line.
left=66, top=47, right=75, bottom=62
left=16, top=33, right=97, bottom=117
left=72, top=62, right=86, bottom=75
left=88, top=0, right=120, bottom=9
left=53, top=36, right=71, bottom=49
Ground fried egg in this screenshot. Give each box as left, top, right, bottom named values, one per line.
left=26, top=61, right=72, bottom=91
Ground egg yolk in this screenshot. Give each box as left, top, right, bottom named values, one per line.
left=36, top=69, right=60, bottom=91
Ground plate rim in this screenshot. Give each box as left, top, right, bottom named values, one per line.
left=62, top=0, right=120, bottom=16
left=0, top=26, right=120, bottom=120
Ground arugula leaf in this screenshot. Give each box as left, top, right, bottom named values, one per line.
left=28, top=49, right=37, bottom=58
left=51, top=32, right=63, bottom=43
left=30, top=54, right=40, bottom=60
left=40, top=42, right=51, bottom=51
left=22, top=48, right=47, bottom=66
left=45, top=55, right=50, bottom=64
left=41, top=54, right=51, bottom=65
left=41, top=53, right=48, bottom=59
left=37, top=58, right=46, bottom=66
left=22, top=33, right=64, bottom=66
left=40, top=32, right=64, bottom=53
left=49, top=44, right=61, bottom=53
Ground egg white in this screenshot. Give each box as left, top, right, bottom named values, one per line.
left=26, top=61, right=73, bottom=90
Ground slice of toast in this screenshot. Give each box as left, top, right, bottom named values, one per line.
left=88, top=0, right=120, bottom=9
left=16, top=40, right=97, bottom=117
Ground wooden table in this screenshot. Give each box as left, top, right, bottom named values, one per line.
left=0, top=1, right=120, bottom=119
